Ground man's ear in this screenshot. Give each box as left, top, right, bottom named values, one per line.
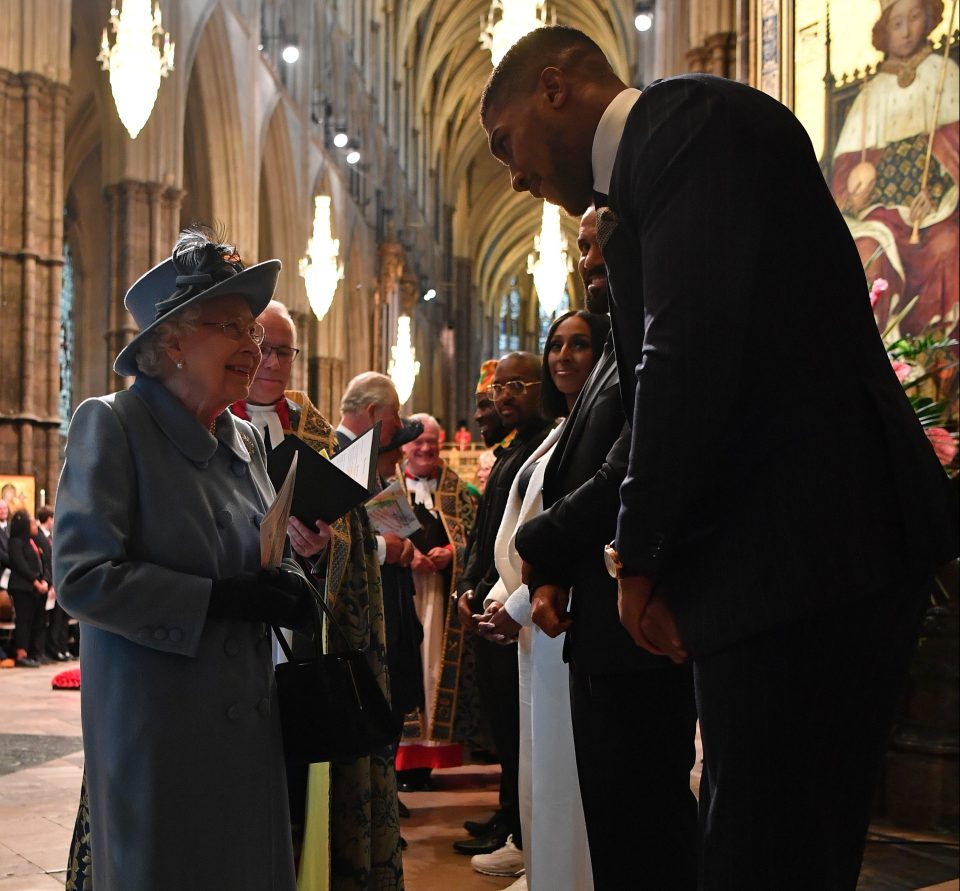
left=365, top=402, right=379, bottom=423
left=540, top=67, right=569, bottom=109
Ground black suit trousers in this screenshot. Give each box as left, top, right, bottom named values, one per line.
left=569, top=662, right=698, bottom=891
left=694, top=577, right=930, bottom=891
left=473, top=635, right=522, bottom=845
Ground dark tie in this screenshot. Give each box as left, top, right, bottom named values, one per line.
left=593, top=190, right=609, bottom=210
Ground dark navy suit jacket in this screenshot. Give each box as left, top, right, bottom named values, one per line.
left=601, top=74, right=957, bottom=657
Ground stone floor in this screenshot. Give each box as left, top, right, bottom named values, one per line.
left=0, top=662, right=957, bottom=890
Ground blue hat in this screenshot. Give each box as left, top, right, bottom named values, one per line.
left=114, top=229, right=281, bottom=376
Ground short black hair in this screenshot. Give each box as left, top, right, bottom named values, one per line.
left=37, top=506, right=53, bottom=524
left=540, top=310, right=611, bottom=418
left=480, top=26, right=613, bottom=122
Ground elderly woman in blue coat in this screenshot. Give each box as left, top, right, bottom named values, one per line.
left=54, top=228, right=312, bottom=891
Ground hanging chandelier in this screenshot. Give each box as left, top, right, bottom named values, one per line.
left=97, top=1, right=175, bottom=139
left=299, top=195, right=344, bottom=321
left=388, top=315, right=420, bottom=405
left=527, top=201, right=571, bottom=315
left=480, top=0, right=552, bottom=67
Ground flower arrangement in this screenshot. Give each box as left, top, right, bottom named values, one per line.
left=869, top=276, right=959, bottom=474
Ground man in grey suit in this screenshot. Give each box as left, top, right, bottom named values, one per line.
left=481, top=25, right=958, bottom=890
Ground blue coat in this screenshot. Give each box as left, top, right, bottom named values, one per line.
left=54, top=376, right=296, bottom=891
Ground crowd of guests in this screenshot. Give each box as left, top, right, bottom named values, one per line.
left=0, top=503, right=75, bottom=668
left=36, top=17, right=957, bottom=891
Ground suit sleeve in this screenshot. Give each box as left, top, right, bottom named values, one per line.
left=516, top=418, right=630, bottom=591
left=613, top=79, right=768, bottom=578
left=54, top=398, right=212, bottom=657
left=8, top=539, right=42, bottom=583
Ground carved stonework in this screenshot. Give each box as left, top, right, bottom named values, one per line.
left=0, top=68, right=70, bottom=505
left=103, top=180, right=183, bottom=387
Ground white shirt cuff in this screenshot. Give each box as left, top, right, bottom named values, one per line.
left=376, top=535, right=387, bottom=565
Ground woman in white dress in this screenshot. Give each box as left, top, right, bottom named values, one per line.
left=476, top=309, right=610, bottom=891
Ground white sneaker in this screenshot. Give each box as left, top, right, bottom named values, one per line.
left=470, top=834, right=525, bottom=877
left=503, top=876, right=527, bottom=890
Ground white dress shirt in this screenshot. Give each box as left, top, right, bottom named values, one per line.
left=591, top=87, right=642, bottom=196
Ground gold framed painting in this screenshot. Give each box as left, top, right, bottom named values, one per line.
left=0, top=474, right=37, bottom=516
left=791, top=0, right=959, bottom=335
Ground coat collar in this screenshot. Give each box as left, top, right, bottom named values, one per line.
left=131, top=376, right=253, bottom=465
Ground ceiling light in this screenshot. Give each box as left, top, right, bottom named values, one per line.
left=423, top=288, right=437, bottom=301
left=97, top=0, right=175, bottom=139
left=480, top=0, right=552, bottom=68
left=300, top=195, right=343, bottom=321
left=388, top=316, right=420, bottom=405
left=527, top=201, right=572, bottom=315
left=333, top=131, right=349, bottom=148
left=635, top=12, right=653, bottom=31
left=281, top=44, right=300, bottom=63
left=345, top=150, right=361, bottom=165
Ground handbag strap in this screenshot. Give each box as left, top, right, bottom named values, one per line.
left=271, top=575, right=355, bottom=662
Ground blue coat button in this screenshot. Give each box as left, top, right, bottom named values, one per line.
left=215, top=509, right=234, bottom=528
left=227, top=703, right=243, bottom=721
left=153, top=627, right=168, bottom=641
left=169, top=628, right=183, bottom=643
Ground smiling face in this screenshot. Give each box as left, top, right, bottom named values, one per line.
left=547, top=315, right=596, bottom=404
left=167, top=294, right=262, bottom=419
left=577, top=207, right=608, bottom=314
left=483, top=74, right=595, bottom=217
left=885, top=0, right=929, bottom=58
left=402, top=417, right=441, bottom=477
left=492, top=355, right=543, bottom=429
left=249, top=305, right=296, bottom=405
left=474, top=393, right=509, bottom=445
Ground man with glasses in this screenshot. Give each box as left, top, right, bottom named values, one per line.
left=229, top=300, right=405, bottom=888
left=453, top=352, right=552, bottom=877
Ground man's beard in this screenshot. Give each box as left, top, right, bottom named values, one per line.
left=584, top=283, right=609, bottom=315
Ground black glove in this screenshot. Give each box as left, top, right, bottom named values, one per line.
left=208, top=567, right=317, bottom=630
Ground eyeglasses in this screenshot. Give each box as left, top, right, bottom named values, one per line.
left=200, top=319, right=265, bottom=345
left=261, top=344, right=301, bottom=363
left=487, top=379, right=542, bottom=400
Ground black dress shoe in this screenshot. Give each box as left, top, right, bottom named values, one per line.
left=464, top=813, right=499, bottom=837
left=397, top=798, right=411, bottom=818
left=54, top=652, right=70, bottom=662
left=397, top=778, right=434, bottom=793
left=15, top=657, right=40, bottom=668
left=452, top=831, right=509, bottom=855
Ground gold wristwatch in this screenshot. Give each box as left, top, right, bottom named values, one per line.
left=604, top=542, right=625, bottom=579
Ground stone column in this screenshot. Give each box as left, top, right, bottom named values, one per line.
left=0, top=65, right=70, bottom=507
left=103, top=181, right=183, bottom=389
left=705, top=32, right=737, bottom=78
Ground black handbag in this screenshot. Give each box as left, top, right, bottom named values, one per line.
left=272, top=587, right=399, bottom=764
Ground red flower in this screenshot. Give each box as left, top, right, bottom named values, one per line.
left=925, top=427, right=958, bottom=466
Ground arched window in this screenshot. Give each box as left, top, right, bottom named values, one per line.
left=538, top=286, right=570, bottom=348
left=499, top=278, right=521, bottom=352
left=59, top=242, right=74, bottom=438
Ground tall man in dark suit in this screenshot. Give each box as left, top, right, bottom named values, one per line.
left=513, top=206, right=696, bottom=891
left=481, top=26, right=958, bottom=890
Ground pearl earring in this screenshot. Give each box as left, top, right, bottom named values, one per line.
left=176, top=360, right=184, bottom=370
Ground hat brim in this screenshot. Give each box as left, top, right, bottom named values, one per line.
left=382, top=418, right=425, bottom=452
left=114, top=259, right=281, bottom=377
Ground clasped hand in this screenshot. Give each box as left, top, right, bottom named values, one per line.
left=617, top=576, right=688, bottom=663
left=475, top=601, right=521, bottom=644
